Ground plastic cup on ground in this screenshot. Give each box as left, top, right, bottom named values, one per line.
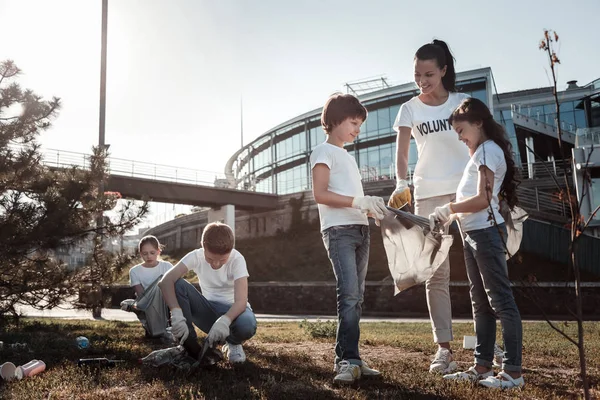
left=15, top=360, right=46, bottom=379
left=463, top=335, right=477, bottom=350
left=0, top=362, right=17, bottom=381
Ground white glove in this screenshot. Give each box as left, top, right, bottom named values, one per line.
left=428, top=203, right=454, bottom=230
left=352, top=196, right=387, bottom=220
left=207, top=315, right=232, bottom=346
left=120, top=299, right=135, bottom=312
left=170, top=308, right=189, bottom=344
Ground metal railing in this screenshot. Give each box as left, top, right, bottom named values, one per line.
left=510, top=104, right=578, bottom=134
left=38, top=148, right=227, bottom=187
left=520, top=159, right=571, bottom=180
left=518, top=186, right=568, bottom=217
left=575, top=127, right=600, bottom=147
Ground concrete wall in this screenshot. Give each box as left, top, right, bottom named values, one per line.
left=145, top=180, right=396, bottom=250
left=100, top=281, right=600, bottom=320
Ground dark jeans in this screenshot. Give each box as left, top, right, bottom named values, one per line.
left=464, top=224, right=523, bottom=372
left=174, top=279, right=257, bottom=345
left=322, top=224, right=370, bottom=366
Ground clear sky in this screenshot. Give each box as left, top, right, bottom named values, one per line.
left=1, top=0, right=599, bottom=224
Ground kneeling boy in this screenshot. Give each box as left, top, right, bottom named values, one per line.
left=159, top=222, right=256, bottom=363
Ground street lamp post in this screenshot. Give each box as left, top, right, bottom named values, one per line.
left=92, top=0, right=108, bottom=319
left=99, top=0, right=107, bottom=148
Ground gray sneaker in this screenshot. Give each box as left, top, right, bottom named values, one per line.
left=334, top=360, right=380, bottom=377
left=429, top=347, right=458, bottom=374
left=333, top=361, right=361, bottom=385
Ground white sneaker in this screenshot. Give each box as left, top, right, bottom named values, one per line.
left=493, top=343, right=504, bottom=367
left=429, top=347, right=458, bottom=374
left=444, top=366, right=494, bottom=382
left=333, top=361, right=361, bottom=385
left=479, top=371, right=525, bottom=389
left=222, top=343, right=246, bottom=363
left=334, top=360, right=380, bottom=377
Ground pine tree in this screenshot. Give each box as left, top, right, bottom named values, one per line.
left=0, top=60, right=148, bottom=316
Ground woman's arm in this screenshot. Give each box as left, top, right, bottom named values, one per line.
left=395, top=127, right=412, bottom=180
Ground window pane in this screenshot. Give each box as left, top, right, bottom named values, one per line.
left=472, top=89, right=487, bottom=105
left=560, top=111, right=575, bottom=131
left=389, top=105, right=400, bottom=127
left=575, top=109, right=587, bottom=128
left=561, top=101, right=574, bottom=112
left=366, top=109, right=378, bottom=137
left=378, top=107, right=391, bottom=132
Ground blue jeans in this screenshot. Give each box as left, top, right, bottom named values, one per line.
left=463, top=224, right=523, bottom=372
left=174, top=279, right=257, bottom=345
left=322, top=224, right=370, bottom=366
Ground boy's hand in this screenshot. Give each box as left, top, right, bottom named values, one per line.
left=207, top=315, right=232, bottom=346
left=170, top=308, right=189, bottom=344
left=388, top=179, right=411, bottom=209
left=352, top=196, right=387, bottom=220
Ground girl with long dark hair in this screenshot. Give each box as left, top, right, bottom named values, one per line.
left=431, top=97, right=524, bottom=389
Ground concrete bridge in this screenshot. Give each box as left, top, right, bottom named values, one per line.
left=41, top=148, right=279, bottom=230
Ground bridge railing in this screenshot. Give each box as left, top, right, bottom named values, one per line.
left=38, top=148, right=227, bottom=187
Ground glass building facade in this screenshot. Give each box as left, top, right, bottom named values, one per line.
left=228, top=68, right=600, bottom=195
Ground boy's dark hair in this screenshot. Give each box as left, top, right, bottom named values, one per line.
left=321, top=93, right=367, bottom=134
left=138, top=235, right=164, bottom=252
left=449, top=97, right=520, bottom=209
left=415, top=39, right=457, bottom=92
left=201, top=222, right=235, bottom=255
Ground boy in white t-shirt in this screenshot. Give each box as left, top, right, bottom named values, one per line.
left=310, top=93, right=387, bottom=385
left=159, top=222, right=256, bottom=364
left=121, top=235, right=174, bottom=338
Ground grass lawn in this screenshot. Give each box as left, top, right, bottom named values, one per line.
left=1, top=319, right=599, bottom=399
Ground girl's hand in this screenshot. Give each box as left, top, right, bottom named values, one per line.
left=428, top=203, right=455, bottom=229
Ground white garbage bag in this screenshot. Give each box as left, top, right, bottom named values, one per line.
left=381, top=208, right=454, bottom=295
left=499, top=202, right=528, bottom=260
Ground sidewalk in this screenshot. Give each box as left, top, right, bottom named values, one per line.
left=14, top=303, right=478, bottom=323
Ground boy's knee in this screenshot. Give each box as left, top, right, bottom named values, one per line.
left=174, top=278, right=187, bottom=294
left=233, top=312, right=257, bottom=340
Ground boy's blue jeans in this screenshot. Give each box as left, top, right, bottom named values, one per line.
left=174, top=278, right=257, bottom=345
left=463, top=224, right=522, bottom=372
left=322, top=224, right=370, bottom=366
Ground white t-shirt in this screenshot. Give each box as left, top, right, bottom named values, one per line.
left=310, top=142, right=369, bottom=231
left=393, top=92, right=471, bottom=200
left=180, top=248, right=250, bottom=305
left=456, top=140, right=507, bottom=232
left=129, top=260, right=173, bottom=290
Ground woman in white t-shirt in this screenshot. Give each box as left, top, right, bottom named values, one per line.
left=389, top=39, right=469, bottom=374
left=431, top=98, right=523, bottom=389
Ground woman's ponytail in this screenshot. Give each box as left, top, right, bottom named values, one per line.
left=415, top=39, right=457, bottom=92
